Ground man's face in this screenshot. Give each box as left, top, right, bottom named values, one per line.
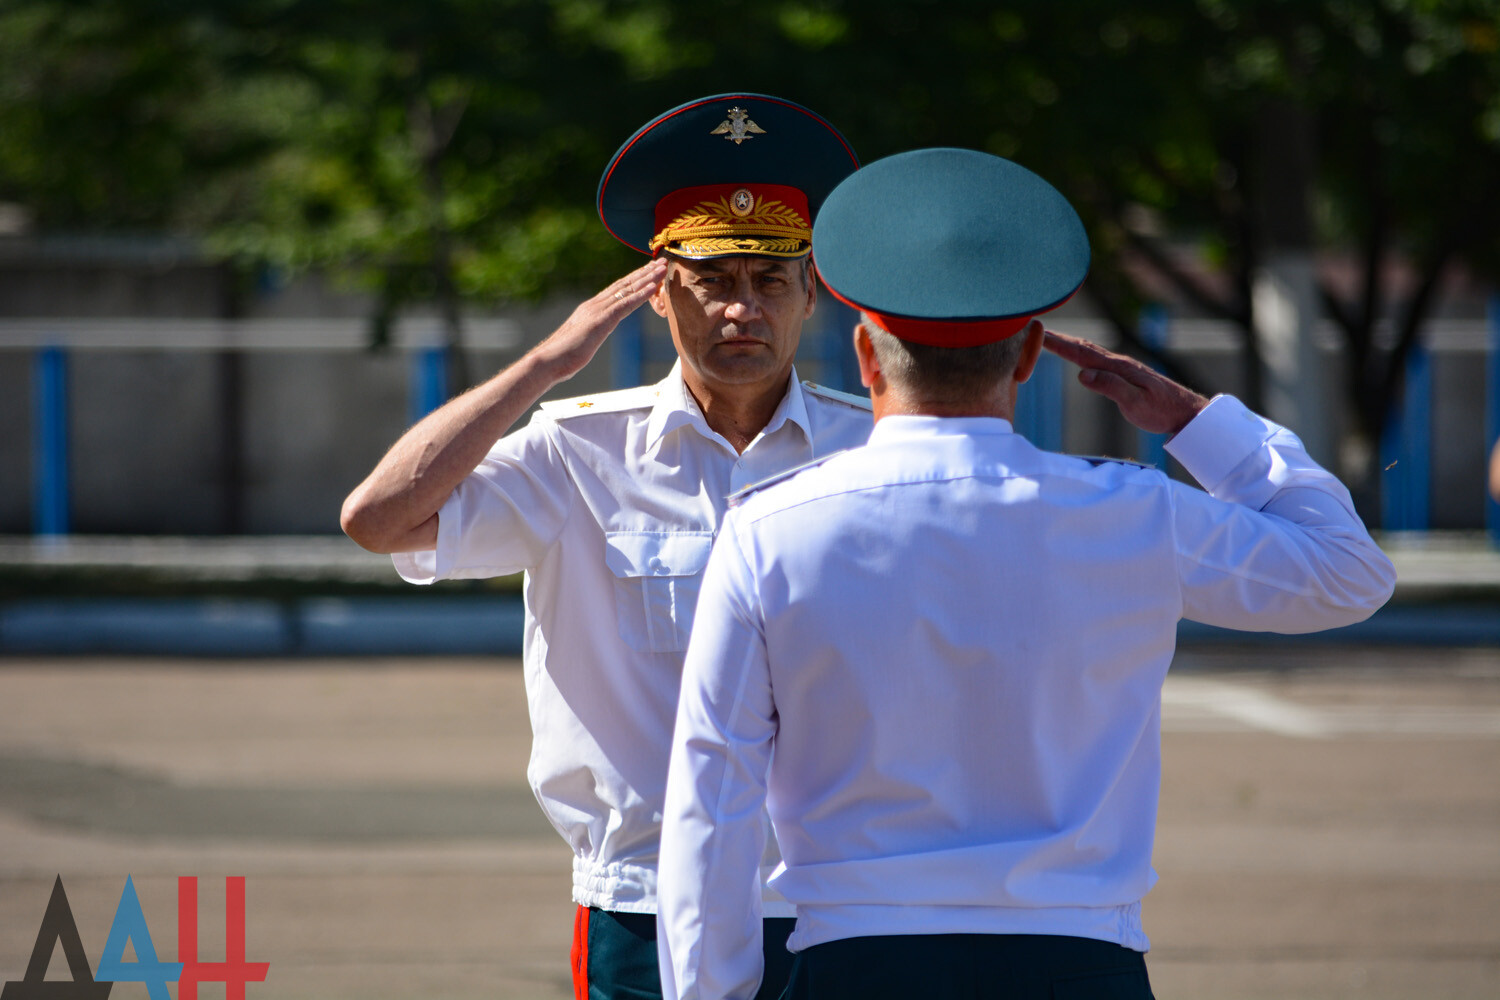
left=650, top=254, right=815, bottom=396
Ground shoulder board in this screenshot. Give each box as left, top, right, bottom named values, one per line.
left=539, top=384, right=661, bottom=419
left=728, top=452, right=845, bottom=509
left=1073, top=454, right=1156, bottom=470
left=801, top=381, right=872, bottom=411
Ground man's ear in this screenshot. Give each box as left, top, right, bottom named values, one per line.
left=802, top=261, right=817, bottom=320
left=854, top=323, right=881, bottom=389
left=1012, top=319, right=1046, bottom=384
left=648, top=259, right=672, bottom=317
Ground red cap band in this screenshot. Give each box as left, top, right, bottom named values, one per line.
left=651, top=183, right=812, bottom=257
left=819, top=274, right=1034, bottom=347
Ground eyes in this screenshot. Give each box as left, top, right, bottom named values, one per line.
left=693, top=272, right=790, bottom=290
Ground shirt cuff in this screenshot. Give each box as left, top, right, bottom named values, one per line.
left=1165, top=394, right=1275, bottom=493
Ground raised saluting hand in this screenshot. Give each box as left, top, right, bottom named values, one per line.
left=1043, top=328, right=1208, bottom=438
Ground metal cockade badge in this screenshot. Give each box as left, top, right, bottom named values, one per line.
left=710, top=107, right=765, bottom=145
left=730, top=188, right=755, bottom=216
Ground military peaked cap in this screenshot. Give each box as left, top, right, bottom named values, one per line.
left=813, top=147, right=1090, bottom=346
left=598, top=94, right=858, bottom=260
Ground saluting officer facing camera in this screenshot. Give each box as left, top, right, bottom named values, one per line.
left=341, top=95, right=870, bottom=1000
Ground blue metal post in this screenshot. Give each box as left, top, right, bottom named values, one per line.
left=1487, top=294, right=1500, bottom=545
left=1378, top=397, right=1402, bottom=531
left=32, top=346, right=70, bottom=535
left=611, top=311, right=644, bottom=389
left=1136, top=304, right=1169, bottom=468
left=1380, top=341, right=1432, bottom=532
left=408, top=345, right=449, bottom=426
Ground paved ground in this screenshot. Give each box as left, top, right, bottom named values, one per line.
left=1, top=646, right=1497, bottom=1000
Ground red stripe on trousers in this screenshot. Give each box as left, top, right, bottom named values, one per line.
left=571, top=904, right=590, bottom=1000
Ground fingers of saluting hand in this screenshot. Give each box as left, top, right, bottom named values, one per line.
left=1042, top=329, right=1146, bottom=381
left=1041, top=327, right=1205, bottom=435
left=539, top=259, right=668, bottom=378
left=1071, top=366, right=1144, bottom=410
left=595, top=257, right=668, bottom=313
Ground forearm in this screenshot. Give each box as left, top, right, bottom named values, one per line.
left=340, top=348, right=570, bottom=553
left=342, top=259, right=666, bottom=553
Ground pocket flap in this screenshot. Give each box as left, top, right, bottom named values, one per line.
left=604, top=531, right=715, bottom=578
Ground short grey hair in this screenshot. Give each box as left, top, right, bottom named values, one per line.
left=863, top=315, right=1026, bottom=405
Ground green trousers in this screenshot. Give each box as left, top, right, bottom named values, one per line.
left=781, top=933, right=1154, bottom=1000
left=573, top=906, right=796, bottom=1000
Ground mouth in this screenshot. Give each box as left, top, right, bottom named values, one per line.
left=717, top=329, right=768, bottom=348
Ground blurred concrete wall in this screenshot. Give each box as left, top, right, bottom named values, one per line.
left=0, top=237, right=1492, bottom=534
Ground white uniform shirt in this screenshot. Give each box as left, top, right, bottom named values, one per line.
left=394, top=361, right=871, bottom=913
left=658, top=395, right=1395, bottom=1000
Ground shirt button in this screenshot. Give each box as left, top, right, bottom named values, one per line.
left=648, top=557, right=663, bottom=572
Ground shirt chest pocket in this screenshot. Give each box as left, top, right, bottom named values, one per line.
left=603, top=531, right=715, bottom=654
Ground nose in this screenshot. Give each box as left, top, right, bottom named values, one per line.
left=723, top=283, right=763, bottom=323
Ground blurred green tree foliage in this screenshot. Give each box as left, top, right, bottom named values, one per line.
left=1, top=0, right=1496, bottom=462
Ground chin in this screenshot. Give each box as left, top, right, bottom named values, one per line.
left=699, top=357, right=785, bottom=386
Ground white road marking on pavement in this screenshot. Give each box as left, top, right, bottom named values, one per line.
left=1163, top=677, right=1333, bottom=738
left=1312, top=707, right=1500, bottom=737
left=1162, top=676, right=1500, bottom=739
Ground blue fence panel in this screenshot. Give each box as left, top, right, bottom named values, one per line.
left=408, top=345, right=449, bottom=426
left=611, top=311, right=645, bottom=390
left=1380, top=342, right=1432, bottom=532
left=32, top=346, right=70, bottom=535
left=1015, top=352, right=1064, bottom=452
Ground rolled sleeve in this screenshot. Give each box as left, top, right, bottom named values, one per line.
left=391, top=414, right=573, bottom=584
left=391, top=487, right=465, bottom=584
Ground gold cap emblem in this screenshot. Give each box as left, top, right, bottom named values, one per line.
left=730, top=189, right=754, bottom=216
left=709, top=107, right=766, bottom=145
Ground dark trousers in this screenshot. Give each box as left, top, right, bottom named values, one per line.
left=781, top=933, right=1154, bottom=1000
left=572, top=905, right=797, bottom=1000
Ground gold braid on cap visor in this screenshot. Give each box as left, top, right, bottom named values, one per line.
left=649, top=194, right=811, bottom=258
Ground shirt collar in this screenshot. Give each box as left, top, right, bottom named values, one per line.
left=764, top=368, right=813, bottom=442
left=646, top=360, right=812, bottom=449
left=867, top=414, right=1015, bottom=445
